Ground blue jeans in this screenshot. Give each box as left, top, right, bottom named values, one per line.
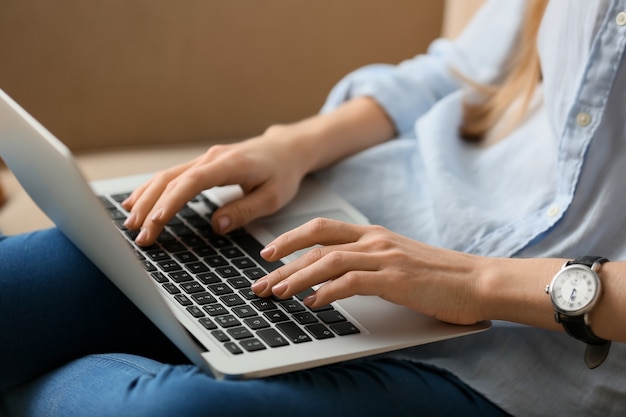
left=0, top=229, right=509, bottom=417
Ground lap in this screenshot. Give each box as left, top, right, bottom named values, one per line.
left=2, top=354, right=508, bottom=417
left=0, top=229, right=508, bottom=417
left=0, top=229, right=186, bottom=390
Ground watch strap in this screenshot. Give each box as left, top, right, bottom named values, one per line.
left=565, top=256, right=609, bottom=268
left=557, top=313, right=607, bottom=344
left=585, top=342, right=612, bottom=369
left=560, top=256, right=611, bottom=369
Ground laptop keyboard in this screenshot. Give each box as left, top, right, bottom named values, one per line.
left=99, top=192, right=360, bottom=355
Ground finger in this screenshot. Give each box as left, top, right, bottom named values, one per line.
left=255, top=246, right=376, bottom=299
left=262, top=218, right=366, bottom=262
left=306, top=270, right=387, bottom=308
left=133, top=164, right=238, bottom=245
left=122, top=159, right=198, bottom=228
left=211, top=180, right=293, bottom=234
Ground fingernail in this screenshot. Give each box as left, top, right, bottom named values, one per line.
left=260, top=245, right=275, bottom=259
left=151, top=208, right=164, bottom=222
left=272, top=281, right=288, bottom=298
left=216, top=216, right=231, bottom=233
left=303, top=294, right=316, bottom=307
left=124, top=212, right=137, bottom=228
left=251, top=279, right=268, bottom=294
left=135, top=228, right=148, bottom=245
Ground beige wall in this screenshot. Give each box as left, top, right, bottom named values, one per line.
left=0, top=1, right=444, bottom=153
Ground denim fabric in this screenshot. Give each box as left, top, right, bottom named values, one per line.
left=0, top=229, right=507, bottom=417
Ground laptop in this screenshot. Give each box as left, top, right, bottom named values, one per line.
left=0, top=88, right=490, bottom=379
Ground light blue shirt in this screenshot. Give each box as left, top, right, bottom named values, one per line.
left=316, top=0, right=626, bottom=415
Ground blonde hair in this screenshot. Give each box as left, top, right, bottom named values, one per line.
left=460, top=0, right=549, bottom=142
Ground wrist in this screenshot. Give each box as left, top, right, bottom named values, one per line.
left=264, top=97, right=395, bottom=174
left=260, top=122, right=322, bottom=176
left=478, top=257, right=564, bottom=330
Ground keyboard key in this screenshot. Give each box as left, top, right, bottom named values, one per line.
left=243, top=316, right=270, bottom=330
left=160, top=240, right=186, bottom=253
left=239, top=338, right=266, bottom=352
left=151, top=272, right=169, bottom=283
left=239, top=289, right=259, bottom=300
left=317, top=310, right=347, bottom=324
left=157, top=260, right=181, bottom=273
left=216, top=266, right=239, bottom=278
left=208, top=283, right=233, bottom=296
left=207, top=236, right=232, bottom=249
left=227, top=277, right=250, bottom=289
left=251, top=299, right=276, bottom=311
left=292, top=312, right=318, bottom=325
left=330, top=322, right=360, bottom=336
left=177, top=206, right=199, bottom=218
left=174, top=294, right=192, bottom=306
left=231, top=257, right=256, bottom=269
left=220, top=247, right=244, bottom=258
left=173, top=251, right=199, bottom=264
left=141, top=261, right=157, bottom=272
left=197, top=272, right=221, bottom=285
left=162, top=283, right=180, bottom=294
left=227, top=326, right=254, bottom=340
left=211, top=330, right=230, bottom=342
left=181, top=235, right=206, bottom=248
left=180, top=281, right=205, bottom=294
left=169, top=271, right=194, bottom=283
left=234, top=233, right=284, bottom=272
left=156, top=231, right=176, bottom=243
left=146, top=249, right=171, bottom=262
left=166, top=216, right=184, bottom=226
left=297, top=289, right=331, bottom=311
left=224, top=342, right=243, bottom=355
left=203, top=304, right=228, bottom=316
left=257, top=328, right=289, bottom=348
left=191, top=292, right=217, bottom=305
left=169, top=224, right=194, bottom=236
left=232, top=305, right=257, bottom=318
left=276, top=322, right=312, bottom=344
left=220, top=294, right=246, bottom=307
left=198, top=317, right=217, bottom=330
left=244, top=268, right=266, bottom=280
left=305, top=323, right=335, bottom=340
left=192, top=246, right=217, bottom=257
left=205, top=255, right=229, bottom=268
left=279, top=300, right=305, bottom=314
left=215, top=314, right=241, bottom=328
left=309, top=303, right=334, bottom=313
left=185, top=261, right=210, bottom=274
left=264, top=310, right=290, bottom=323
left=186, top=305, right=205, bottom=318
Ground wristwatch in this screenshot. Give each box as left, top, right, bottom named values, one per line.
left=545, top=256, right=611, bottom=369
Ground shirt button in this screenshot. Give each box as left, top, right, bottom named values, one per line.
left=547, top=205, right=560, bottom=217
left=576, top=112, right=592, bottom=127
left=617, top=12, right=626, bottom=26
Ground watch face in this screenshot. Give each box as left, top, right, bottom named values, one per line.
left=550, top=265, right=600, bottom=314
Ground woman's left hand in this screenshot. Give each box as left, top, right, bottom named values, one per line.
left=252, top=218, right=487, bottom=325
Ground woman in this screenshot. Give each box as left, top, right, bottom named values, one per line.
left=2, top=0, right=626, bottom=415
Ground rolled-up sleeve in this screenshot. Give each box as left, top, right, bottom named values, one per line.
left=321, top=0, right=526, bottom=137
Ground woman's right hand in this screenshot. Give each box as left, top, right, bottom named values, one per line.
left=121, top=126, right=310, bottom=246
